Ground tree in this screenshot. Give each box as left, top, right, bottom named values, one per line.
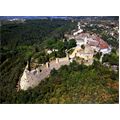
left=67, top=39, right=76, bottom=49
left=81, top=44, right=85, bottom=50
left=50, top=68, right=58, bottom=76
left=94, top=52, right=102, bottom=60
left=27, top=55, right=31, bottom=71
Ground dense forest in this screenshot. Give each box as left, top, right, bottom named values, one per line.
left=0, top=18, right=119, bottom=103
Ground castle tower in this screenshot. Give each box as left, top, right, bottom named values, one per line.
left=77, top=22, right=81, bottom=30
left=75, top=53, right=77, bottom=57
left=84, top=37, right=88, bottom=45
left=25, top=61, right=30, bottom=73
left=66, top=53, right=70, bottom=61
left=36, top=67, right=41, bottom=74
left=56, top=58, right=59, bottom=64
left=26, top=61, right=29, bottom=69
left=46, top=62, right=50, bottom=68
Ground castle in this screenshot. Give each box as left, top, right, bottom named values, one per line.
left=20, top=56, right=70, bottom=90
left=19, top=21, right=111, bottom=90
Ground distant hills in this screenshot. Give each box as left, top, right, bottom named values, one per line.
left=0, top=16, right=119, bottom=20
left=0, top=16, right=66, bottom=20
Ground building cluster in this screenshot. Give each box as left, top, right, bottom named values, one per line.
left=83, top=20, right=119, bottom=40
left=64, top=22, right=111, bottom=65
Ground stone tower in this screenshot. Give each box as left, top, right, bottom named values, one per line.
left=78, top=22, right=81, bottom=30
left=56, top=58, right=59, bottom=64
left=46, top=62, right=50, bottom=68
left=84, top=37, right=88, bottom=45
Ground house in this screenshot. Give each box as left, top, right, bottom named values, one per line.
left=47, top=50, right=52, bottom=54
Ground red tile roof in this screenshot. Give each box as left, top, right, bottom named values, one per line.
left=96, top=37, right=109, bottom=49
left=77, top=33, right=109, bottom=49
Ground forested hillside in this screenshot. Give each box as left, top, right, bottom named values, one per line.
left=14, top=61, right=119, bottom=104
left=0, top=18, right=119, bottom=103
left=0, top=19, right=77, bottom=103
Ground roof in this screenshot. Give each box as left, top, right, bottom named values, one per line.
left=88, top=41, right=99, bottom=46
left=65, top=32, right=109, bottom=50
left=96, top=37, right=109, bottom=49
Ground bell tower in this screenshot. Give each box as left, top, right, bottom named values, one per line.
left=77, top=22, right=81, bottom=30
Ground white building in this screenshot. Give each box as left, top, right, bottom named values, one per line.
left=73, top=22, right=83, bottom=36
left=100, top=47, right=111, bottom=54
left=47, top=49, right=58, bottom=54
left=47, top=50, right=52, bottom=54
left=76, top=37, right=88, bottom=47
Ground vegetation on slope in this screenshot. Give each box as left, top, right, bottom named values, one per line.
left=0, top=18, right=119, bottom=104
left=15, top=61, right=119, bottom=104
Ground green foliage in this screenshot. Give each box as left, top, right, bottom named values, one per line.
left=38, top=54, right=49, bottom=64
left=81, top=44, right=85, bottom=50
left=10, top=62, right=118, bottom=104
left=27, top=55, right=32, bottom=71
left=46, top=39, right=76, bottom=50
left=102, top=50, right=119, bottom=65
left=102, top=34, right=119, bottom=48
left=45, top=39, right=76, bottom=58
left=67, top=39, right=76, bottom=49
left=50, top=68, right=58, bottom=76
left=0, top=19, right=118, bottom=104
left=0, top=54, right=119, bottom=103
left=94, top=52, right=102, bottom=60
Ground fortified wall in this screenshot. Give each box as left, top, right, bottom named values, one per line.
left=20, top=56, right=70, bottom=90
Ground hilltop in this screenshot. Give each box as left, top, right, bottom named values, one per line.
left=0, top=17, right=119, bottom=103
